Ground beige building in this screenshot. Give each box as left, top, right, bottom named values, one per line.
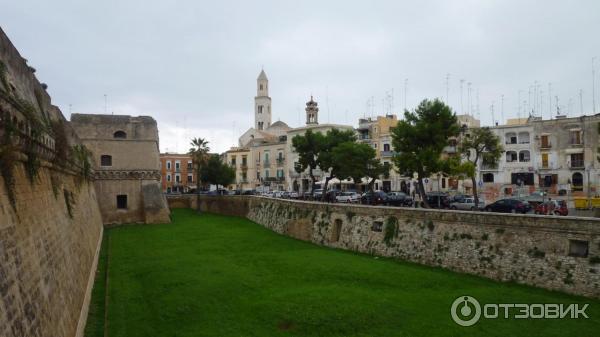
left=71, top=114, right=170, bottom=225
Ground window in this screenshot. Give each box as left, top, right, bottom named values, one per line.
left=373, top=143, right=378, bottom=149
left=570, top=153, right=584, bottom=168
left=231, top=156, right=236, bottom=166
left=258, top=121, right=263, bottom=130
left=541, top=153, right=549, bottom=168
left=482, top=173, right=494, bottom=183
left=371, top=221, right=383, bottom=232
left=116, top=195, right=127, bottom=209
left=383, top=143, right=390, bottom=152
left=242, top=172, right=247, bottom=181
left=505, top=132, right=517, bottom=144
left=540, top=135, right=550, bottom=148
left=511, top=172, right=534, bottom=186
left=570, top=130, right=582, bottom=145
left=518, top=150, right=530, bottom=162
left=518, top=132, right=530, bottom=144
left=187, top=161, right=193, bottom=170
left=167, top=161, right=171, bottom=170
left=572, top=172, right=583, bottom=191
left=175, top=161, right=180, bottom=171
left=265, top=170, right=270, bottom=178
left=113, top=131, right=127, bottom=139
left=100, top=155, right=112, bottom=166
left=506, top=151, right=517, bottom=162
left=187, top=175, right=193, bottom=182
left=258, top=105, right=263, bottom=114
left=260, top=84, right=263, bottom=91
left=175, top=174, right=181, bottom=183
left=242, top=156, right=247, bottom=165
left=167, top=174, right=171, bottom=182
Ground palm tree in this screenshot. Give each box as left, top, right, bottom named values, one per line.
left=188, top=137, right=210, bottom=212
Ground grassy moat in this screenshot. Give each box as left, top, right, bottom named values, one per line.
left=85, top=209, right=599, bottom=337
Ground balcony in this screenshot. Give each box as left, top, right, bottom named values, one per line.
left=276, top=157, right=285, bottom=166
left=539, top=143, right=552, bottom=149
left=570, top=161, right=585, bottom=169
left=263, top=160, right=271, bottom=167
left=480, top=163, right=499, bottom=171
left=240, top=163, right=248, bottom=170
left=380, top=150, right=395, bottom=157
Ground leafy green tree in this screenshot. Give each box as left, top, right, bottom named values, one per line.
left=317, top=128, right=357, bottom=200
left=332, top=142, right=388, bottom=192
left=291, top=129, right=325, bottom=196
left=458, top=127, right=503, bottom=206
left=391, top=99, right=459, bottom=207
left=200, top=154, right=236, bottom=188
left=189, top=137, right=210, bottom=210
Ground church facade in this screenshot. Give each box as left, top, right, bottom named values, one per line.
left=224, top=70, right=353, bottom=193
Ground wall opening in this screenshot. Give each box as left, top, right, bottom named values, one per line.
left=372, top=221, right=383, bottom=232
left=100, top=155, right=112, bottom=167
left=332, top=219, right=343, bottom=242
left=568, top=240, right=589, bottom=258
left=116, top=195, right=128, bottom=209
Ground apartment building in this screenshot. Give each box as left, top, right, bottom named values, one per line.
left=159, top=153, right=195, bottom=193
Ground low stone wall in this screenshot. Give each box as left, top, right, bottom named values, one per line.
left=0, top=163, right=104, bottom=337
left=178, top=195, right=600, bottom=298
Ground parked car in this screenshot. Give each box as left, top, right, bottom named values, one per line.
left=534, top=200, right=568, bottom=216
left=386, top=191, right=413, bottom=207
left=484, top=198, right=532, bottom=214
left=447, top=194, right=469, bottom=203
left=361, top=190, right=388, bottom=205
left=288, top=191, right=299, bottom=199
left=273, top=191, right=284, bottom=198
left=241, top=190, right=256, bottom=195
left=336, top=191, right=361, bottom=203
left=449, top=197, right=485, bottom=211
left=422, top=193, right=450, bottom=209
left=312, top=189, right=324, bottom=200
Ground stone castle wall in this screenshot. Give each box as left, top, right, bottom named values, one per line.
left=0, top=163, right=104, bottom=337
left=171, top=195, right=600, bottom=298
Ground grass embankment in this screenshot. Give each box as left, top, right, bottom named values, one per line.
left=85, top=208, right=600, bottom=337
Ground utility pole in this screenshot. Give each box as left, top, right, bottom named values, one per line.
left=467, top=82, right=472, bottom=116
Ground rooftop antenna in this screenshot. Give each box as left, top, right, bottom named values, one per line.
left=490, top=102, right=496, bottom=126
left=539, top=89, right=544, bottom=118
left=593, top=57, right=597, bottom=114
left=460, top=79, right=465, bottom=114
left=579, top=89, right=584, bottom=116
left=404, top=78, right=408, bottom=111
left=445, top=73, right=450, bottom=104
left=533, top=81, right=538, bottom=115
left=467, top=82, right=472, bottom=117
left=476, top=88, right=480, bottom=120
left=104, top=94, right=108, bottom=114
left=391, top=88, right=395, bottom=113
left=500, top=94, right=505, bottom=124
left=547, top=83, right=552, bottom=120
left=555, top=96, right=560, bottom=116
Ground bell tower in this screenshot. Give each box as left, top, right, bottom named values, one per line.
left=305, top=96, right=319, bottom=125
left=255, top=69, right=272, bottom=131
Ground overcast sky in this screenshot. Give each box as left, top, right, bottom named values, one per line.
left=2, top=1, right=600, bottom=153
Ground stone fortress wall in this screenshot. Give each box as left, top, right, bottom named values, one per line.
left=0, top=27, right=104, bottom=337
left=170, top=195, right=600, bottom=298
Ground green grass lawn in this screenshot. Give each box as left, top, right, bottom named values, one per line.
left=85, top=208, right=600, bottom=337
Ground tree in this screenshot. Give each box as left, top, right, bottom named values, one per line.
left=317, top=128, right=357, bottom=200
left=391, top=99, right=459, bottom=207
left=200, top=154, right=236, bottom=188
left=188, top=137, right=210, bottom=211
left=331, top=142, right=389, bottom=192
left=458, top=127, right=503, bottom=206
left=291, top=129, right=325, bottom=196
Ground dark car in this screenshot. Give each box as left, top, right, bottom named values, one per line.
left=324, top=189, right=342, bottom=202
left=484, top=198, right=532, bottom=214
left=361, top=190, right=388, bottom=205
left=386, top=191, right=413, bottom=207
left=422, top=193, right=450, bottom=209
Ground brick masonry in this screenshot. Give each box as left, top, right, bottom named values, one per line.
left=0, top=163, right=104, bottom=337
left=171, top=195, right=600, bottom=298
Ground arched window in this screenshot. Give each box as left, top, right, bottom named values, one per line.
left=506, top=151, right=518, bottom=162
left=572, top=172, right=584, bottom=191
left=100, top=155, right=112, bottom=167
left=113, top=130, right=127, bottom=139
left=505, top=132, right=517, bottom=144
left=519, top=150, right=530, bottom=162
left=482, top=173, right=494, bottom=183
left=518, top=131, right=530, bottom=144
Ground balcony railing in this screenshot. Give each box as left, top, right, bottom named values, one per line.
left=380, top=150, right=395, bottom=157
left=480, top=163, right=499, bottom=171
left=240, top=163, right=248, bottom=170
left=263, top=160, right=271, bottom=167
left=276, top=157, right=285, bottom=166
left=570, top=161, right=585, bottom=169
